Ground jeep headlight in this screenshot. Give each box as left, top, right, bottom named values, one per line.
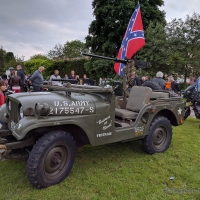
left=35, top=103, right=50, bottom=116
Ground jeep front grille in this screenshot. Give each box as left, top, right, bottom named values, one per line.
left=7, top=99, right=20, bottom=124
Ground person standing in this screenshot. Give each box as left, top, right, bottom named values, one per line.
left=129, top=72, right=141, bottom=87
left=68, top=70, right=77, bottom=79
left=141, top=76, right=145, bottom=84
left=16, top=65, right=25, bottom=92
left=49, top=70, right=61, bottom=85
left=151, top=71, right=166, bottom=90
left=83, top=74, right=88, bottom=85
left=9, top=71, right=22, bottom=93
left=8, top=67, right=15, bottom=86
left=167, top=76, right=180, bottom=95
left=29, top=66, right=45, bottom=92
left=63, top=74, right=68, bottom=79
left=2, top=74, right=8, bottom=86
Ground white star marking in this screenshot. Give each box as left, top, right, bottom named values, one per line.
left=177, top=108, right=182, bottom=115
left=129, top=28, right=131, bottom=31
left=134, top=33, right=137, bottom=36
left=126, top=38, right=128, bottom=41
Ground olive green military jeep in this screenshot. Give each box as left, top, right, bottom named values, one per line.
left=0, top=54, right=185, bottom=188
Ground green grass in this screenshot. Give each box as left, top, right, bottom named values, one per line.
left=0, top=117, right=200, bottom=200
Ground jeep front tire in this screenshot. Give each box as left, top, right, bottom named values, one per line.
left=27, top=130, right=75, bottom=188
left=142, top=116, right=172, bottom=154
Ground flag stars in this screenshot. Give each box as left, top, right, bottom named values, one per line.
left=114, top=3, right=144, bottom=77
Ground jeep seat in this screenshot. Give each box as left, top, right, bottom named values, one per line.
left=115, top=86, right=152, bottom=120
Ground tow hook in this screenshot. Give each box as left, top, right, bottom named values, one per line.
left=0, top=145, right=7, bottom=161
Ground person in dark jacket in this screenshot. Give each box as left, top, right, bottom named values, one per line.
left=151, top=71, right=166, bottom=90
left=129, top=72, right=141, bottom=87
left=168, top=76, right=180, bottom=95
left=9, top=71, right=22, bottom=93
left=16, top=65, right=25, bottom=92
left=8, top=67, right=15, bottom=85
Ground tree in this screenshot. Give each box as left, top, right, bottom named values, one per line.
left=5, top=52, right=15, bottom=63
left=63, top=40, right=88, bottom=59
left=25, top=57, right=54, bottom=79
left=30, top=54, right=49, bottom=60
left=85, top=0, right=166, bottom=79
left=165, top=12, right=200, bottom=82
left=0, top=46, right=6, bottom=73
left=136, top=22, right=169, bottom=77
left=0, top=47, right=26, bottom=74
left=4, top=54, right=25, bottom=72
left=47, top=43, right=64, bottom=59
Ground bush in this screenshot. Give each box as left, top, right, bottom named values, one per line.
left=25, top=58, right=54, bottom=79
left=25, top=58, right=93, bottom=80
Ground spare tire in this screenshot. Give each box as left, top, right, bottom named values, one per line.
left=142, top=81, right=162, bottom=90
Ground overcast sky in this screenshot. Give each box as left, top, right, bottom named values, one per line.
left=0, top=0, right=200, bottom=61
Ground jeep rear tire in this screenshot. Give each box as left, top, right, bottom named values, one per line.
left=142, top=81, right=162, bottom=90
left=142, top=116, right=172, bottom=154
left=27, top=130, right=75, bottom=188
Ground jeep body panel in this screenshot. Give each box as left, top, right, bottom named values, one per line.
left=4, top=88, right=184, bottom=147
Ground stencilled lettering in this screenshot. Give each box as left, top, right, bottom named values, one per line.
left=53, top=100, right=90, bottom=107
left=97, top=132, right=112, bottom=137
left=103, top=120, right=112, bottom=130
left=49, top=106, right=92, bottom=115
left=97, top=116, right=111, bottom=125
left=48, top=100, right=94, bottom=115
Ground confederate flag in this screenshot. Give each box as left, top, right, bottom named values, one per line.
left=114, top=2, right=145, bottom=76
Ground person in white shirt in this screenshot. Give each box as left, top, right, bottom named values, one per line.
left=49, top=70, right=61, bottom=85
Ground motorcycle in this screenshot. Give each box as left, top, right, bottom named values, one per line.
left=182, top=82, right=200, bottom=120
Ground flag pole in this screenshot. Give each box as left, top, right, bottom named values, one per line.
left=122, top=65, right=128, bottom=109
left=122, top=60, right=135, bottom=108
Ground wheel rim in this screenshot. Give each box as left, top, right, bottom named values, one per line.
left=153, top=126, right=167, bottom=150
left=44, top=145, right=69, bottom=179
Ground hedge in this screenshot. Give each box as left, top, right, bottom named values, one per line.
left=52, top=59, right=87, bottom=79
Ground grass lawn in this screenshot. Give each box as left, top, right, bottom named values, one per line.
left=0, top=117, right=200, bottom=200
